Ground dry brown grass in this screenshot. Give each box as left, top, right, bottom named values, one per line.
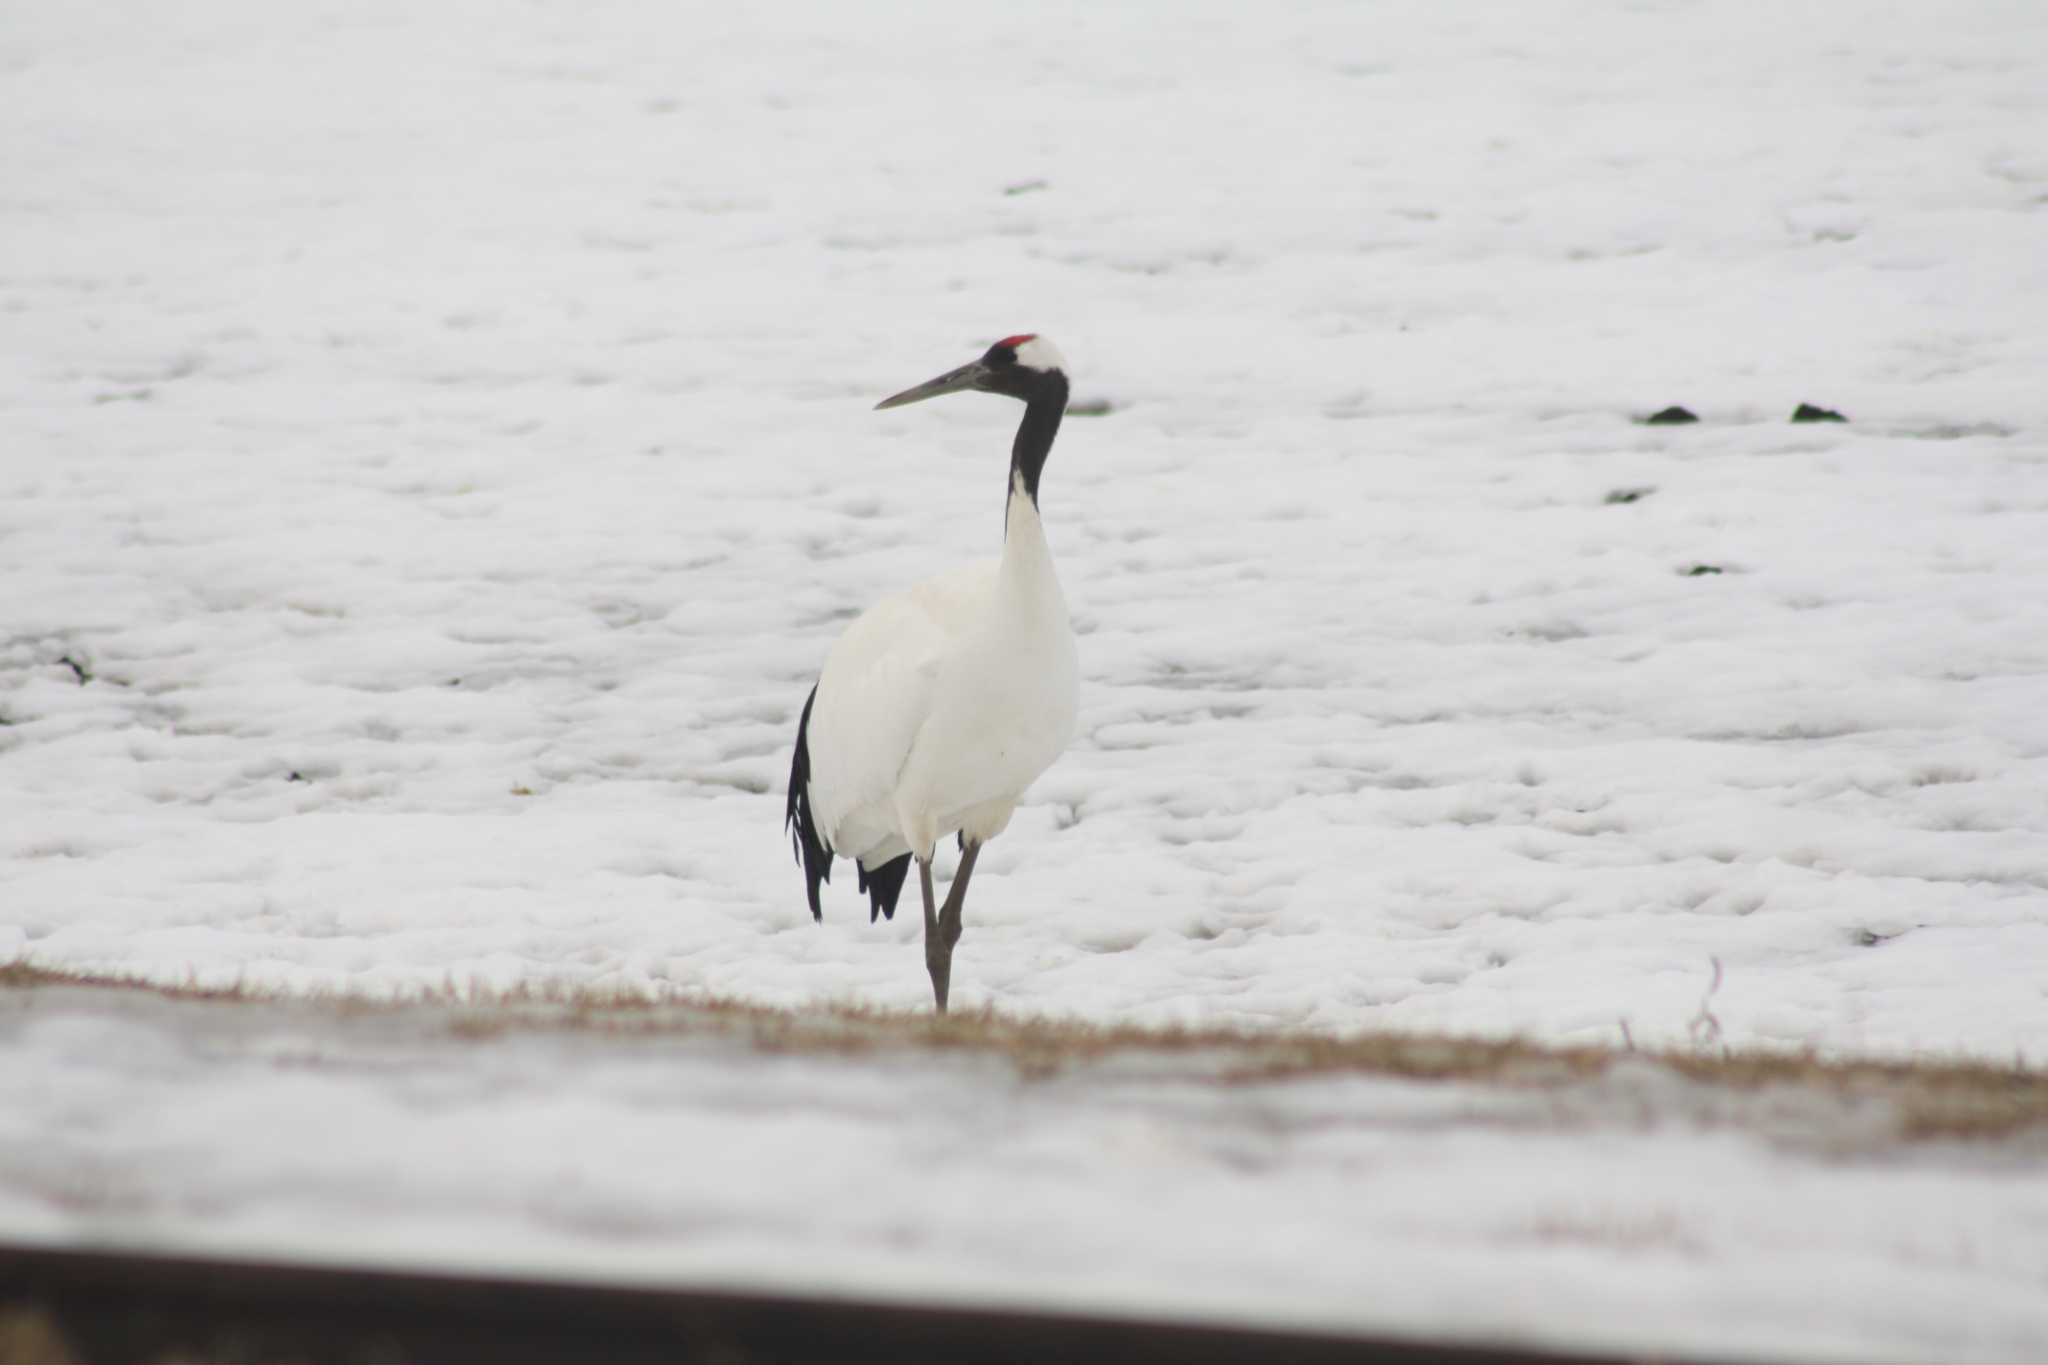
left=5, top=960, right=2044, bottom=1140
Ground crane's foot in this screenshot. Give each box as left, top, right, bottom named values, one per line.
left=927, top=931, right=959, bottom=1013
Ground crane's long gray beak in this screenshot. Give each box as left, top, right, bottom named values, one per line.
left=874, top=360, right=989, bottom=411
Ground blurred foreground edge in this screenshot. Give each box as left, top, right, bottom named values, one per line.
left=0, top=1240, right=1724, bottom=1365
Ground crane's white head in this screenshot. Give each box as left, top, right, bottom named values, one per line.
left=874, top=334, right=1069, bottom=411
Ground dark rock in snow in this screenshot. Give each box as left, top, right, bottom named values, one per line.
left=1644, top=406, right=1699, bottom=425
left=1791, top=403, right=1847, bottom=423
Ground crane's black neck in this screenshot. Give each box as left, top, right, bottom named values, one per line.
left=1008, top=374, right=1068, bottom=511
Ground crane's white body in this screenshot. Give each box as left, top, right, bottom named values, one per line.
left=806, top=473, right=1078, bottom=868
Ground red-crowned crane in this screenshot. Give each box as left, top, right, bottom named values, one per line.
left=786, top=335, right=1079, bottom=1013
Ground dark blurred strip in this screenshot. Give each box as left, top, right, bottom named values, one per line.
left=0, top=1240, right=1722, bottom=1365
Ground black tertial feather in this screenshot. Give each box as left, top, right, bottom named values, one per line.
left=856, top=853, right=911, bottom=923
left=785, top=685, right=832, bottom=921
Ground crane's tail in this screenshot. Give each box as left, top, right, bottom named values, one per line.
left=786, top=685, right=832, bottom=921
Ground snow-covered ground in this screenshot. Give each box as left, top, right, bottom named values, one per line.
left=7, top=0, right=2046, bottom=1056
left=4, top=981, right=2046, bottom=1365
left=5, top=4, right=2048, bottom=1357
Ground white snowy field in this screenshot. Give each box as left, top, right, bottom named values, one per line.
left=4, top=980, right=2047, bottom=1365
left=5, top=6, right=2048, bottom=1358
left=6, top=0, right=2046, bottom=1054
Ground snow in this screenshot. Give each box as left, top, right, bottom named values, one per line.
left=4, top=984, right=2046, bottom=1365
left=7, top=0, right=2046, bottom=1055
left=4, top=1, right=2048, bottom=1356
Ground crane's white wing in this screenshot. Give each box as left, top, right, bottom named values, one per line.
left=805, top=558, right=998, bottom=862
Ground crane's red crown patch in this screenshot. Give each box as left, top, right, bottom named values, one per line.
left=994, top=333, right=1037, bottom=350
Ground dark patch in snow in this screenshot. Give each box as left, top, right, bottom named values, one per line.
left=1682, top=564, right=1725, bottom=577
left=1903, top=421, right=2015, bottom=440
left=1604, top=486, right=1655, bottom=504
left=1146, top=662, right=1267, bottom=693
left=1697, top=718, right=1866, bottom=743
left=1643, top=406, right=1698, bottom=425
left=1511, top=619, right=1590, bottom=642
left=794, top=604, right=863, bottom=630
left=1791, top=403, right=1848, bottom=423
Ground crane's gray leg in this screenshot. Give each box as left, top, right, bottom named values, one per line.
left=919, top=856, right=949, bottom=1014
left=930, top=840, right=981, bottom=1013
